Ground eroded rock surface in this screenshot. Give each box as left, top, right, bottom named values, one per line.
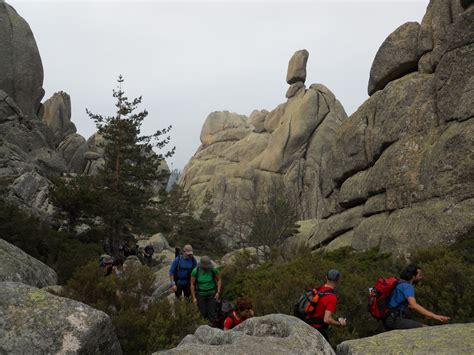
left=0, top=281, right=122, bottom=355
left=0, top=238, right=57, bottom=287
left=336, top=323, right=474, bottom=355
left=156, top=314, right=335, bottom=355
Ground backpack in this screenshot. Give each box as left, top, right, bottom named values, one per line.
left=368, top=277, right=404, bottom=319
left=195, top=266, right=217, bottom=293
left=215, top=300, right=234, bottom=329
left=293, top=288, right=335, bottom=324
left=173, top=255, right=197, bottom=282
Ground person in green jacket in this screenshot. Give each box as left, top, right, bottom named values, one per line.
left=191, top=256, right=222, bottom=324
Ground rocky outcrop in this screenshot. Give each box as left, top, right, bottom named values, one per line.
left=286, top=49, right=309, bottom=84
left=180, top=1, right=473, bottom=255
left=336, top=323, right=474, bottom=354
left=0, top=238, right=57, bottom=287
left=156, top=314, right=334, bottom=355
left=180, top=54, right=347, bottom=248
left=39, top=91, right=76, bottom=145
left=368, top=22, right=420, bottom=95
left=0, top=1, right=44, bottom=118
left=0, top=281, right=122, bottom=354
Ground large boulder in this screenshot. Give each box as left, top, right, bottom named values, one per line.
left=368, top=22, right=421, bottom=95
left=137, top=233, right=171, bottom=253
left=0, top=238, right=57, bottom=288
left=0, top=1, right=44, bottom=118
left=336, top=323, right=474, bottom=354
left=286, top=49, right=309, bottom=85
left=0, top=281, right=122, bottom=354
left=39, top=91, right=76, bottom=146
left=155, top=314, right=335, bottom=354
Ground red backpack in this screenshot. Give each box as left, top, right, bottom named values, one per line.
left=368, top=277, right=401, bottom=320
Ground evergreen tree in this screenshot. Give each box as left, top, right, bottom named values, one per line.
left=85, top=75, right=175, bottom=251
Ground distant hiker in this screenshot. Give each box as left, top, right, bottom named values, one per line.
left=122, top=240, right=138, bottom=258
left=223, top=297, right=254, bottom=330
left=112, top=257, right=124, bottom=277
left=295, top=269, right=346, bottom=341
left=143, top=244, right=155, bottom=266
left=169, top=244, right=197, bottom=298
left=99, top=254, right=113, bottom=268
left=191, top=255, right=222, bottom=325
left=383, top=264, right=450, bottom=330
left=103, top=255, right=114, bottom=276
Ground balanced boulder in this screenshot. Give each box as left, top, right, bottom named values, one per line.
left=286, top=49, right=309, bottom=84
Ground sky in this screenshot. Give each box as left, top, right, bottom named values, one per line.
left=9, top=0, right=429, bottom=170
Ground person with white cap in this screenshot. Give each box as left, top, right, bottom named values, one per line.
left=191, top=255, right=222, bottom=325
left=169, top=244, right=197, bottom=298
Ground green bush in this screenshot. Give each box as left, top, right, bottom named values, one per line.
left=0, top=199, right=102, bottom=283
left=64, top=262, right=206, bottom=354
left=222, top=243, right=474, bottom=347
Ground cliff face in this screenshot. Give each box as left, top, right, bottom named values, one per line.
left=180, top=1, right=474, bottom=254
left=0, top=2, right=169, bottom=219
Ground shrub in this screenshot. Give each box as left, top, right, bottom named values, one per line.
left=64, top=261, right=205, bottom=354
left=0, top=199, right=102, bottom=283
left=222, top=243, right=474, bottom=347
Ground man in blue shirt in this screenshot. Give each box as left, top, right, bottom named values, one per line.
left=169, top=244, right=197, bottom=298
left=384, top=264, right=450, bottom=330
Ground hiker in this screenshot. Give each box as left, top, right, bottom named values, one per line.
left=383, top=264, right=450, bottom=330
left=112, top=257, right=124, bottom=277
left=103, top=255, right=114, bottom=276
left=122, top=240, right=137, bottom=258
left=169, top=244, right=197, bottom=298
left=223, top=297, right=254, bottom=330
left=143, top=244, right=155, bottom=266
left=305, top=269, right=346, bottom=341
left=191, top=255, right=222, bottom=324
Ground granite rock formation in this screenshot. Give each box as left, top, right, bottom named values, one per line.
left=180, top=1, right=474, bottom=255
left=155, top=314, right=335, bottom=355
left=0, top=238, right=57, bottom=287
left=336, top=323, right=474, bottom=354
left=0, top=281, right=122, bottom=354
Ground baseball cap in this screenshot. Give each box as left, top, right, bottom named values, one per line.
left=183, top=244, right=193, bottom=255
left=327, top=269, right=341, bottom=281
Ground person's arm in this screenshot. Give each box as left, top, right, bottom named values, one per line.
left=323, top=310, right=346, bottom=327
left=214, top=273, right=222, bottom=300
left=407, top=297, right=450, bottom=322
left=169, top=258, right=177, bottom=291
left=191, top=276, right=197, bottom=304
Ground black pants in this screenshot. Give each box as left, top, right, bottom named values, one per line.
left=383, top=313, right=423, bottom=330
left=175, top=284, right=191, bottom=298
left=197, top=294, right=218, bottom=323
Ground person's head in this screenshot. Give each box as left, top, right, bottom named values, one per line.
left=113, top=257, right=124, bottom=268
left=199, top=256, right=213, bottom=270
left=182, top=244, right=193, bottom=259
left=400, top=264, right=423, bottom=284
left=235, top=297, right=253, bottom=319
left=326, top=269, right=341, bottom=286
left=103, top=255, right=114, bottom=268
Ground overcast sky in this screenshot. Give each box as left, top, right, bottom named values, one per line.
left=9, top=0, right=428, bottom=170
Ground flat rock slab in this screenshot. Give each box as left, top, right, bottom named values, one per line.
left=155, top=314, right=335, bottom=355
left=336, top=323, right=474, bottom=355
left=0, top=282, right=122, bottom=355
left=0, top=238, right=57, bottom=288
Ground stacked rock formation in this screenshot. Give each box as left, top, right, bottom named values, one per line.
left=0, top=2, right=169, bottom=219
left=180, top=0, right=473, bottom=255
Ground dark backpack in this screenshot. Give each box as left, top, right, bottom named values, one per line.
left=215, top=300, right=234, bottom=329
left=174, top=255, right=197, bottom=282
left=293, top=288, right=334, bottom=325
left=368, top=277, right=405, bottom=319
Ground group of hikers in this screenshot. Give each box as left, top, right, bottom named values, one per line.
left=101, top=241, right=451, bottom=341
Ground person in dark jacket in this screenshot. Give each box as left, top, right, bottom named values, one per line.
left=169, top=244, right=197, bottom=298
left=384, top=264, right=450, bottom=330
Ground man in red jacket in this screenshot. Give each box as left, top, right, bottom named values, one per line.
left=307, top=269, right=347, bottom=341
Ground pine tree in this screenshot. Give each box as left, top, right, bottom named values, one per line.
left=85, top=75, right=175, bottom=251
